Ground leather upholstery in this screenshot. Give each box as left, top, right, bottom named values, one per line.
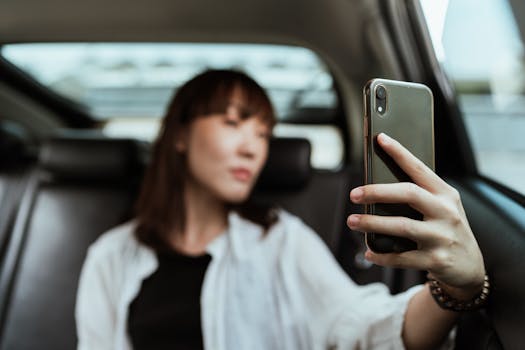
left=39, top=136, right=147, bottom=180
left=0, top=134, right=352, bottom=350
left=0, top=136, right=144, bottom=350
left=256, top=137, right=312, bottom=191
left=0, top=122, right=34, bottom=280
left=0, top=121, right=32, bottom=167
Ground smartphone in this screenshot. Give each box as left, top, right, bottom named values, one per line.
left=363, top=78, right=434, bottom=253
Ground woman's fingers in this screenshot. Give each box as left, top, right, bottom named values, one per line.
left=346, top=134, right=486, bottom=288
left=347, top=214, right=433, bottom=242
left=363, top=249, right=432, bottom=271
left=376, top=133, right=448, bottom=193
left=350, top=182, right=445, bottom=218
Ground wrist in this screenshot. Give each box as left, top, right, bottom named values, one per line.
left=438, top=281, right=483, bottom=301
left=427, top=274, right=490, bottom=312
left=427, top=269, right=486, bottom=300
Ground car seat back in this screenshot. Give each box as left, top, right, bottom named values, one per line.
left=0, top=135, right=145, bottom=350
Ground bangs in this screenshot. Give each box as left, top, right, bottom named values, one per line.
left=185, top=70, right=276, bottom=128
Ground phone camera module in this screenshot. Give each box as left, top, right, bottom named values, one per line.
left=376, top=86, right=386, bottom=100
left=375, top=85, right=387, bottom=115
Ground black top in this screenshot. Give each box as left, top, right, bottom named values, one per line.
left=127, top=249, right=212, bottom=350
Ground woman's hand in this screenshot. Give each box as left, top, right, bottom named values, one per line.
left=347, top=133, right=485, bottom=299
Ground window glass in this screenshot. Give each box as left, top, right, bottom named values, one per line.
left=420, top=0, right=525, bottom=194
left=2, top=43, right=343, bottom=169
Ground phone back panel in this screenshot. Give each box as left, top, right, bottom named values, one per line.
left=365, top=78, right=434, bottom=186
left=364, top=78, right=434, bottom=252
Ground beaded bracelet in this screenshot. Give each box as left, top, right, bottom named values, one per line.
left=428, top=274, right=490, bottom=312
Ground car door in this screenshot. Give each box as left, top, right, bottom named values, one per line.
left=381, top=1, right=525, bottom=349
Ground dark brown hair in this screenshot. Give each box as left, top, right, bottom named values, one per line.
left=134, top=69, right=278, bottom=250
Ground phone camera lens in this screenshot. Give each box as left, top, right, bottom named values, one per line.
left=375, top=85, right=387, bottom=115
left=376, top=86, right=386, bottom=100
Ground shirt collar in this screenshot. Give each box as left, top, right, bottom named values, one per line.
left=205, top=211, right=263, bottom=261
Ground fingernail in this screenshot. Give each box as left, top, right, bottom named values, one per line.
left=348, top=214, right=360, bottom=227
left=365, top=250, right=373, bottom=260
left=379, top=133, right=391, bottom=144
left=350, top=187, right=363, bottom=202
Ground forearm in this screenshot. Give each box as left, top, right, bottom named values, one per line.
left=402, top=285, right=458, bottom=350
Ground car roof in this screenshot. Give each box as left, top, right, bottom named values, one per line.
left=0, top=0, right=376, bottom=78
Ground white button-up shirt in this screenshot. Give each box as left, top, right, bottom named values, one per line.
left=76, top=210, right=425, bottom=350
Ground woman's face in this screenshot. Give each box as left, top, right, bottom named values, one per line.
left=180, top=102, right=271, bottom=204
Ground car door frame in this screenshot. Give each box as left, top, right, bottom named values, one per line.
left=378, top=1, right=525, bottom=349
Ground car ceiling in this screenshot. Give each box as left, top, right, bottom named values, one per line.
left=0, top=0, right=388, bottom=80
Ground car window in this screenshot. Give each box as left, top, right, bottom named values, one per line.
left=420, top=0, right=525, bottom=194
left=1, top=43, right=343, bottom=169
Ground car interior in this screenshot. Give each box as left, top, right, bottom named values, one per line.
left=0, top=0, right=524, bottom=349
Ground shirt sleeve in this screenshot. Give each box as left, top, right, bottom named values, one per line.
left=290, top=217, right=447, bottom=349
left=75, top=244, right=119, bottom=350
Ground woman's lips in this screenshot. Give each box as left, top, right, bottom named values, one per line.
left=230, top=168, right=253, bottom=182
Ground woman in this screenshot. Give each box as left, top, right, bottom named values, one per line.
left=76, top=69, right=487, bottom=350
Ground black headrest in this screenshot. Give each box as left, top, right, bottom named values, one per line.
left=39, top=135, right=146, bottom=181
left=0, top=121, right=32, bottom=167
left=256, top=137, right=312, bottom=191
left=39, top=134, right=310, bottom=187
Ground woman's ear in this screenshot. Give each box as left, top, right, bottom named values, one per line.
left=175, top=140, right=186, bottom=153
left=175, top=128, right=188, bottom=153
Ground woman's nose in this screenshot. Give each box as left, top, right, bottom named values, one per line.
left=237, top=129, right=261, bottom=159
left=238, top=137, right=257, bottom=158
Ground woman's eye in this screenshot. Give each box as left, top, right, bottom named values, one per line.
left=224, top=117, right=239, bottom=127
